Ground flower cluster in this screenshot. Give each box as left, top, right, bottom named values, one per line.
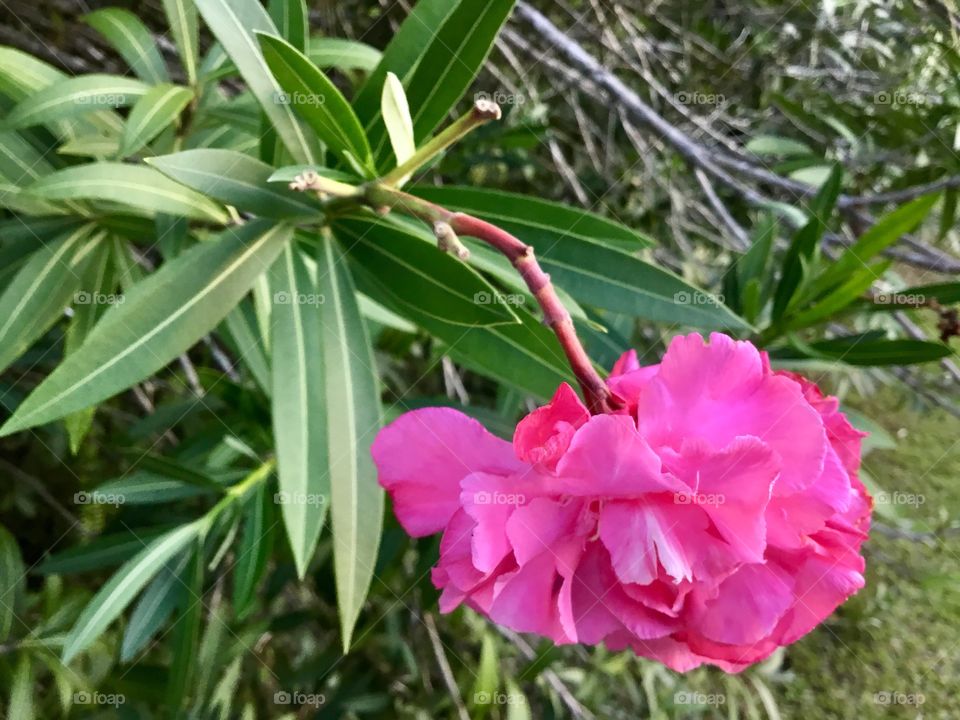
left=372, top=333, right=871, bottom=672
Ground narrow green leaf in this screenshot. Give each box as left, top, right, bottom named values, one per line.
left=369, top=0, right=517, bottom=165
left=8, top=654, right=34, bottom=720
left=268, top=0, right=308, bottom=52
left=233, top=482, right=274, bottom=619
left=334, top=215, right=519, bottom=327
left=162, top=0, right=199, bottom=85
left=57, top=135, right=121, bottom=158
left=121, top=554, right=189, bottom=661
left=784, top=260, right=891, bottom=330
left=0, top=221, right=293, bottom=435
left=780, top=335, right=954, bottom=366
left=83, top=9, right=170, bottom=84
left=26, top=163, right=228, bottom=222
left=412, top=185, right=653, bottom=251
left=4, top=75, right=149, bottom=129
left=258, top=33, right=373, bottom=167
left=168, top=541, right=203, bottom=709
left=316, top=234, right=383, bottom=650
left=381, top=72, right=416, bottom=182
left=353, top=0, right=462, bottom=135
left=270, top=243, right=330, bottom=577
left=193, top=0, right=316, bottom=163
left=309, top=38, right=381, bottom=73
left=37, top=528, right=171, bottom=576
left=149, top=149, right=323, bottom=219
left=94, top=470, right=218, bottom=505
left=222, top=298, right=272, bottom=393
left=62, top=522, right=200, bottom=663
left=807, top=194, right=939, bottom=299
left=0, top=224, right=100, bottom=374
left=120, top=84, right=194, bottom=157
left=0, top=525, right=26, bottom=642
left=772, top=165, right=843, bottom=320
left=746, top=134, right=813, bottom=157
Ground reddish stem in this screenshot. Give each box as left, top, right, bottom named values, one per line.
left=367, top=186, right=620, bottom=414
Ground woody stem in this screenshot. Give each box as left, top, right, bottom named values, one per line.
left=363, top=185, right=620, bottom=414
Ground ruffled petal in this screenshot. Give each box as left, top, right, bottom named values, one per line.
left=373, top=408, right=521, bottom=536
left=513, top=383, right=589, bottom=470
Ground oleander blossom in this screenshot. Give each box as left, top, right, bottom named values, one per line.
left=372, top=332, right=872, bottom=672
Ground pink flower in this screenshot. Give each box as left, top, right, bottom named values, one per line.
left=372, top=332, right=871, bottom=672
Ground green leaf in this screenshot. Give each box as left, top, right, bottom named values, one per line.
left=411, top=188, right=743, bottom=329
left=61, top=522, right=201, bottom=663
left=745, top=134, right=813, bottom=157
left=162, top=0, right=199, bottom=85
left=8, top=654, right=34, bottom=720
left=57, top=134, right=121, bottom=158
left=193, top=0, right=317, bottom=164
left=233, top=482, right=274, bottom=619
left=381, top=72, right=416, bottom=182
left=0, top=525, right=26, bottom=642
left=0, top=131, right=56, bottom=185
left=268, top=0, right=308, bottom=52
left=790, top=335, right=953, bottom=366
left=806, top=194, right=939, bottom=300
left=26, top=163, right=228, bottom=222
left=94, top=470, right=218, bottom=505
left=4, top=74, right=149, bottom=129
left=0, top=224, right=100, bottom=375
left=471, top=634, right=500, bottom=717
left=369, top=0, right=517, bottom=164
left=83, top=8, right=170, bottom=84
left=334, top=215, right=519, bottom=327
left=120, top=84, right=194, bottom=157
left=772, top=165, right=843, bottom=321
left=784, top=260, right=890, bottom=330
left=121, top=553, right=189, bottom=661
left=149, top=149, right=323, bottom=219
left=0, top=221, right=293, bottom=436
left=411, top=186, right=653, bottom=251
left=267, top=164, right=356, bottom=184
left=222, top=298, right=272, bottom=393
left=168, top=541, right=203, bottom=710
left=269, top=244, right=330, bottom=577
left=258, top=33, right=373, bottom=168
left=316, top=233, right=384, bottom=650
left=309, top=38, right=381, bottom=73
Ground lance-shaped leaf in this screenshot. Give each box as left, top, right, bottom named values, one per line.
left=0, top=221, right=293, bottom=436
left=61, top=522, right=200, bottom=663
left=316, top=234, right=383, bottom=650
left=268, top=0, right=308, bottom=52
left=4, top=75, right=150, bottom=129
left=161, top=0, right=199, bottom=85
left=258, top=33, right=373, bottom=169
left=233, top=483, right=275, bottom=619
left=0, top=224, right=100, bottom=375
left=309, top=38, right=381, bottom=73
left=193, top=0, right=316, bottom=163
left=83, top=8, right=170, bottom=84
left=368, top=0, right=517, bottom=165
left=0, top=525, right=25, bottom=643
left=26, top=163, right=229, bottom=222
left=149, top=149, right=323, bottom=219
left=333, top=215, right=519, bottom=327
left=269, top=243, right=329, bottom=577
left=381, top=72, right=415, bottom=183
left=121, top=553, right=189, bottom=661
left=120, top=84, right=194, bottom=157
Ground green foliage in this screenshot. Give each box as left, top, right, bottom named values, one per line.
left=0, top=0, right=956, bottom=717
